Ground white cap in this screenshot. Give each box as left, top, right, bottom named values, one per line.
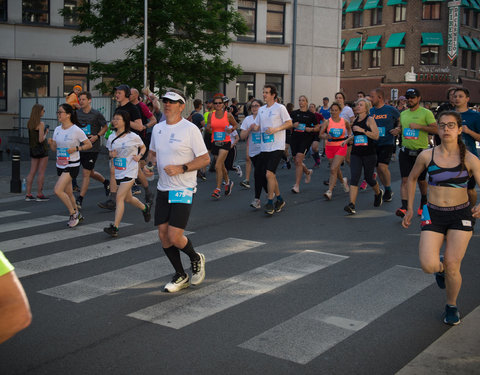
left=161, top=91, right=185, bottom=104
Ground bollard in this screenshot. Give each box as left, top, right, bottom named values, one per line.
left=10, top=149, right=22, bottom=193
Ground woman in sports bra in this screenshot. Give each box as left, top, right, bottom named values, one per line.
left=402, top=111, right=480, bottom=326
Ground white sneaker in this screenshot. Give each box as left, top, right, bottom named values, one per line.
left=68, top=212, right=79, bottom=228
left=164, top=273, right=190, bottom=293
left=305, top=169, right=313, bottom=184
left=234, top=165, right=243, bottom=178
left=250, top=198, right=261, bottom=209
left=324, top=190, right=332, bottom=200
left=191, top=253, right=206, bottom=285
left=342, top=177, right=350, bottom=193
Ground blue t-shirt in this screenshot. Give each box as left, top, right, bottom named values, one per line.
left=459, top=109, right=480, bottom=157
left=369, top=105, right=400, bottom=146
left=319, top=107, right=331, bottom=120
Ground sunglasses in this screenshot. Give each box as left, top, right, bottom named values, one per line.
left=162, top=98, right=181, bottom=104
left=213, top=102, right=223, bottom=105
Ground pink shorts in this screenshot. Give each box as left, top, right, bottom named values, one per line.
left=325, top=144, right=347, bottom=159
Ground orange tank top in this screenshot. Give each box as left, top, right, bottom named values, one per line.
left=211, top=111, right=231, bottom=143
left=326, top=117, right=347, bottom=146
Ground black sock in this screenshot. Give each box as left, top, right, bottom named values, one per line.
left=313, top=152, right=320, bottom=160
left=78, top=196, right=83, bottom=203
left=179, top=238, right=200, bottom=262
left=420, top=194, right=427, bottom=207
left=401, top=199, right=408, bottom=209
left=163, top=245, right=185, bottom=275
left=104, top=179, right=109, bottom=186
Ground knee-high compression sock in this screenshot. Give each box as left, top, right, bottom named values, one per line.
left=401, top=199, right=408, bottom=209
left=179, top=238, right=200, bottom=262
left=163, top=245, right=185, bottom=275
left=420, top=194, right=427, bottom=207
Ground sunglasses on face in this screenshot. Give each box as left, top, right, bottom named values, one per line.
left=438, top=122, right=457, bottom=129
left=162, top=98, right=181, bottom=104
left=213, top=102, right=223, bottom=105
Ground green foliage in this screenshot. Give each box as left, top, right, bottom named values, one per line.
left=62, top=0, right=247, bottom=97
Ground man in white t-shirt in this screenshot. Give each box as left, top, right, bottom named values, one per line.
left=144, top=89, right=210, bottom=293
left=253, top=85, right=292, bottom=215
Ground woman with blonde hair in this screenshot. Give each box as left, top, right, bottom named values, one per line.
left=25, top=104, right=49, bottom=201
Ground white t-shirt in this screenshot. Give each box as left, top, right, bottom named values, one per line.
left=254, top=102, right=291, bottom=152
left=52, top=124, right=88, bottom=168
left=340, top=105, right=354, bottom=123
left=106, top=131, right=144, bottom=180
left=241, top=115, right=262, bottom=157
left=149, top=118, right=208, bottom=191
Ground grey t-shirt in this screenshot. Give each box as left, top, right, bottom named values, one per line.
left=77, top=108, right=107, bottom=153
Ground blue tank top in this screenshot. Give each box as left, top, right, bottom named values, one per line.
left=427, top=148, right=469, bottom=188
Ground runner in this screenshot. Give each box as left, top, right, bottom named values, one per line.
left=396, top=88, right=437, bottom=218
left=343, top=98, right=383, bottom=214
left=402, top=111, right=480, bottom=325
left=308, top=102, right=324, bottom=168
left=253, top=84, right=293, bottom=215
left=320, top=102, right=351, bottom=200
left=144, top=89, right=209, bottom=293
left=290, top=96, right=319, bottom=193
left=206, top=94, right=238, bottom=199
left=103, top=110, right=151, bottom=237
left=48, top=103, right=92, bottom=227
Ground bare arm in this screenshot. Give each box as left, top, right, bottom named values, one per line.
left=130, top=119, right=145, bottom=132
left=146, top=115, right=157, bottom=129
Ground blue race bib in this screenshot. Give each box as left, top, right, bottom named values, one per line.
left=378, top=127, right=385, bottom=137
left=113, top=157, right=127, bottom=170
left=214, top=131, right=226, bottom=141
left=57, top=147, right=70, bottom=166
left=168, top=189, right=193, bottom=204
left=262, top=132, right=274, bottom=143
left=82, top=124, right=91, bottom=135
left=251, top=132, right=261, bottom=144
left=354, top=135, right=368, bottom=146
left=329, top=128, right=343, bottom=138
left=403, top=128, right=419, bottom=140
left=295, top=123, right=306, bottom=132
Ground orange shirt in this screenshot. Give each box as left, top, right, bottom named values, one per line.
left=210, top=111, right=231, bottom=143
left=326, top=117, right=347, bottom=146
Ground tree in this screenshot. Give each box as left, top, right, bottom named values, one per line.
left=62, top=0, right=247, bottom=97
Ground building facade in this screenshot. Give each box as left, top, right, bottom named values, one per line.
left=341, top=0, right=480, bottom=105
left=0, top=0, right=342, bottom=131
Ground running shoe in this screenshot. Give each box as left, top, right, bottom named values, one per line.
left=25, top=194, right=35, bottom=202
left=342, top=177, right=350, bottom=193
left=132, top=184, right=142, bottom=195
left=103, top=179, right=110, bottom=196
left=75, top=198, right=82, bottom=209
left=240, top=180, right=251, bottom=189
left=98, top=199, right=116, bottom=210
left=324, top=190, right=332, bottom=201
left=383, top=190, right=393, bottom=202
left=78, top=211, right=84, bottom=222
left=265, top=202, right=275, bottom=215
left=233, top=165, right=243, bottom=178
left=435, top=255, right=446, bottom=289
left=359, top=180, right=368, bottom=190
left=417, top=207, right=423, bottom=216
left=374, top=189, right=384, bottom=207
left=395, top=207, right=406, bottom=218
left=197, top=171, right=207, bottom=181
left=164, top=273, right=190, bottom=293
left=313, top=160, right=321, bottom=168
left=191, top=253, right=206, bottom=285
left=72, top=184, right=80, bottom=193
left=68, top=212, right=79, bottom=228
left=305, top=169, right=313, bottom=184
left=443, top=305, right=461, bottom=326
left=211, top=188, right=221, bottom=199
left=291, top=186, right=300, bottom=194
left=103, top=223, right=119, bottom=237
left=36, top=194, right=49, bottom=202
left=250, top=198, right=261, bottom=209
left=274, top=200, right=286, bottom=213
left=344, top=202, right=356, bottom=215
left=225, top=180, right=234, bottom=196
left=142, top=202, right=152, bottom=222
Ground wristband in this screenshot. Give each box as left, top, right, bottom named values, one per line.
left=76, top=146, right=79, bottom=151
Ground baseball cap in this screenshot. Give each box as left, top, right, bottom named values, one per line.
left=222, top=96, right=229, bottom=103
left=161, top=91, right=186, bottom=104
left=115, top=84, right=131, bottom=97
left=405, top=88, right=420, bottom=98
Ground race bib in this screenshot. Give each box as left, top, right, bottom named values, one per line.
left=403, top=128, right=419, bottom=140
left=251, top=132, right=261, bottom=144
left=295, top=123, right=306, bottom=132
left=262, top=132, right=274, bottom=143
left=213, top=131, right=226, bottom=141
left=420, top=204, right=432, bottom=226
left=82, top=124, right=91, bottom=135
left=168, top=189, right=193, bottom=204
left=57, top=147, right=70, bottom=166
left=378, top=127, right=386, bottom=137
left=329, top=128, right=343, bottom=138
left=354, top=135, right=368, bottom=146
left=113, top=157, right=127, bottom=170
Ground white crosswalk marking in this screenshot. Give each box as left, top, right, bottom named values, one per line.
left=0, top=210, right=29, bottom=219
left=1, top=222, right=132, bottom=253
left=238, top=265, right=434, bottom=365
left=39, top=238, right=264, bottom=303
left=128, top=250, right=348, bottom=329
left=0, top=215, right=66, bottom=234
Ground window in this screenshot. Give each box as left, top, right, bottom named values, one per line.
left=266, top=2, right=285, bottom=44
left=23, top=0, right=49, bottom=24
left=472, top=52, right=477, bottom=71
left=462, top=8, right=470, bottom=26
left=370, top=49, right=381, bottom=68
left=235, top=73, right=255, bottom=104
left=0, top=0, right=6, bottom=22
left=63, top=64, right=89, bottom=96
left=237, top=1, right=256, bottom=42
left=422, top=3, right=440, bottom=20
left=393, top=47, right=404, bottom=66
left=64, top=0, right=80, bottom=27
left=461, top=49, right=468, bottom=69
left=352, top=51, right=362, bottom=69
left=420, top=46, right=439, bottom=65
left=265, top=74, right=283, bottom=99
left=353, top=12, right=363, bottom=28
left=341, top=53, right=345, bottom=70
left=394, top=4, right=406, bottom=22
left=342, top=12, right=346, bottom=29
left=371, top=7, right=382, bottom=26
left=0, top=60, right=6, bottom=111
left=22, top=62, right=49, bottom=97
left=474, top=12, right=479, bottom=29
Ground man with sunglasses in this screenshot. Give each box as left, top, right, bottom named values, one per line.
left=144, top=89, right=210, bottom=293
left=396, top=88, right=437, bottom=218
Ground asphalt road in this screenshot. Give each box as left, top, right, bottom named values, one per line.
left=1, top=155, right=479, bottom=375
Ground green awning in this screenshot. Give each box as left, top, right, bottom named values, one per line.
left=346, top=0, right=363, bottom=13
left=387, top=0, right=407, bottom=5
left=341, top=39, right=346, bottom=49
left=344, top=37, right=362, bottom=52
left=386, top=32, right=406, bottom=48
left=473, top=37, right=480, bottom=50
left=461, top=0, right=470, bottom=6
left=421, top=32, right=444, bottom=46
left=470, top=0, right=480, bottom=11
left=364, top=0, right=382, bottom=10
left=458, top=35, right=469, bottom=49
left=463, top=35, right=479, bottom=51
left=422, top=0, right=445, bottom=2
left=363, top=35, right=382, bottom=50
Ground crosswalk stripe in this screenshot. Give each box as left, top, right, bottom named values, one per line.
left=0, top=210, right=29, bottom=219
left=39, top=237, right=264, bottom=303
left=0, top=215, right=66, bottom=234
left=238, top=265, right=434, bottom=365
left=128, top=250, right=348, bottom=329
left=0, top=222, right=133, bottom=253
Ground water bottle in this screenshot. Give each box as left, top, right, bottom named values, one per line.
left=22, top=178, right=26, bottom=192
left=145, top=162, right=155, bottom=182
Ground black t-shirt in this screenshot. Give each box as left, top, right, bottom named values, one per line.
left=117, top=102, right=143, bottom=138
left=290, top=110, right=318, bottom=139
left=230, top=105, right=239, bottom=121
left=351, top=116, right=376, bottom=156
